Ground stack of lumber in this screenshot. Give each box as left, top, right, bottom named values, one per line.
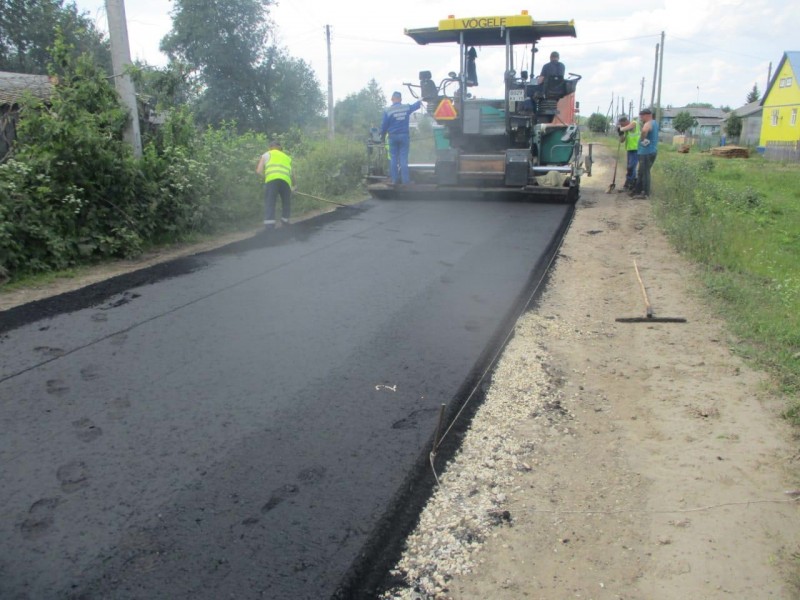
left=710, top=146, right=750, bottom=158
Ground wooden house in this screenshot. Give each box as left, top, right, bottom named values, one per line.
left=759, top=51, right=800, bottom=158
left=0, top=71, right=54, bottom=159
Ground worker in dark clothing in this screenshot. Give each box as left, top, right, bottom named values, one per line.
left=380, top=91, right=422, bottom=186
left=537, top=51, right=565, bottom=83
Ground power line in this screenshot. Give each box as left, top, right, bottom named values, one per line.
left=668, top=34, right=766, bottom=62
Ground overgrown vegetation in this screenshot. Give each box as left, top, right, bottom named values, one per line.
left=0, top=36, right=368, bottom=283
left=652, top=150, right=800, bottom=422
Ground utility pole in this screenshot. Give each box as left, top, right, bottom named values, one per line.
left=650, top=43, right=658, bottom=108
left=656, top=31, right=665, bottom=124
left=105, top=0, right=141, bottom=158
left=639, top=77, right=645, bottom=111
left=325, top=25, right=334, bottom=139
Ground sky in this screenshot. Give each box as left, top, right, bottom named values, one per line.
left=75, top=0, right=799, bottom=120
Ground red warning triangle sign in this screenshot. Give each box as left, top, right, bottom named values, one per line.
left=433, top=98, right=458, bottom=120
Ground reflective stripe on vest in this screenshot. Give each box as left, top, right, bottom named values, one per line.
left=264, top=150, right=292, bottom=185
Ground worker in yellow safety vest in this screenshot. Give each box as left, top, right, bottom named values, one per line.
left=256, top=139, right=294, bottom=229
left=617, top=114, right=641, bottom=192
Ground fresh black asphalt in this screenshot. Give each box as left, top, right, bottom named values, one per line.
left=0, top=197, right=572, bottom=599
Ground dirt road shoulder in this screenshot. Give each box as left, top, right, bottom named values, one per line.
left=387, top=152, right=800, bottom=599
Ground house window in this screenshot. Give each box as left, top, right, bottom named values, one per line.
left=772, top=109, right=779, bottom=126
left=792, top=109, right=798, bottom=126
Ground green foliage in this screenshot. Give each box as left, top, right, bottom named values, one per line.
left=0, top=36, right=140, bottom=273
left=586, top=113, right=609, bottom=133
left=0, top=0, right=111, bottom=74
left=160, top=0, right=323, bottom=133
left=653, top=153, right=800, bottom=413
left=335, top=79, right=386, bottom=136
left=0, top=29, right=363, bottom=284
left=293, top=137, right=366, bottom=198
left=672, top=111, right=696, bottom=134
left=746, top=83, right=760, bottom=103
left=725, top=112, right=743, bottom=138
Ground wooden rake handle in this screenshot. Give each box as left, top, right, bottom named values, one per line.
left=634, top=259, right=654, bottom=318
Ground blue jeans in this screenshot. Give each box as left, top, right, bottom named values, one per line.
left=388, top=133, right=410, bottom=184
left=625, top=150, right=639, bottom=189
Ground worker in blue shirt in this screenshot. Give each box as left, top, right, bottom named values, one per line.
left=380, top=91, right=422, bottom=185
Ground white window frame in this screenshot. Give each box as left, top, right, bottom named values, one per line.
left=792, top=108, right=798, bottom=126
left=772, top=109, right=779, bottom=126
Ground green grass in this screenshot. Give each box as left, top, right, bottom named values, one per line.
left=652, top=149, right=800, bottom=423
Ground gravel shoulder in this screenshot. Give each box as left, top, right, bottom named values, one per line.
left=385, top=148, right=800, bottom=599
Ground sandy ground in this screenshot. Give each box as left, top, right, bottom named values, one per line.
left=2, top=151, right=799, bottom=599
left=394, top=149, right=800, bottom=599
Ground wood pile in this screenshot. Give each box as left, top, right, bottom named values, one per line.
left=710, top=146, right=750, bottom=159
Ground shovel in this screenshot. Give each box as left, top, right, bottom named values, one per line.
left=606, top=139, right=622, bottom=193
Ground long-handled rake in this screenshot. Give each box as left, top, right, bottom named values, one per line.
left=293, top=190, right=349, bottom=207
left=615, top=260, right=687, bottom=323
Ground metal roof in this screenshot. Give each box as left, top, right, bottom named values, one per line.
left=0, top=71, right=54, bottom=106
left=405, top=17, right=576, bottom=46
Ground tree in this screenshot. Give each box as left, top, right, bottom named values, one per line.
left=161, top=0, right=323, bottom=133
left=0, top=0, right=111, bottom=74
left=725, top=112, right=743, bottom=139
left=672, top=111, right=696, bottom=134
left=746, top=83, right=760, bottom=103
left=334, top=79, right=386, bottom=135
left=586, top=112, right=609, bottom=133
left=685, top=102, right=713, bottom=109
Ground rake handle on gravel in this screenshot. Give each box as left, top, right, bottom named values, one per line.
left=615, top=260, right=688, bottom=323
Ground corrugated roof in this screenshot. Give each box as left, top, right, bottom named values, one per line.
left=0, top=71, right=54, bottom=106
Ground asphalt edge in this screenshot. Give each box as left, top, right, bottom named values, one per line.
left=331, top=201, right=577, bottom=599
left=0, top=204, right=367, bottom=336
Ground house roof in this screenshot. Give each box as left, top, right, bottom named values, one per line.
left=760, top=51, right=800, bottom=106
left=662, top=106, right=728, bottom=120
left=0, top=71, right=54, bottom=106
left=731, top=101, right=762, bottom=118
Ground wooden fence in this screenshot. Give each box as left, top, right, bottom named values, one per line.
left=764, top=140, right=800, bottom=162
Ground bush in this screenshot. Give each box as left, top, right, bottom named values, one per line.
left=587, top=113, right=609, bottom=133
left=0, top=38, right=143, bottom=274
left=294, top=137, right=365, bottom=198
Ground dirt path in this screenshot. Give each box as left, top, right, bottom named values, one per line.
left=389, top=147, right=800, bottom=599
